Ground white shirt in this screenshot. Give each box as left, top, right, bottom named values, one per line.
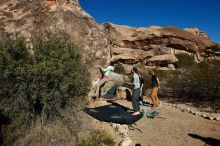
left=101, top=66, right=114, bottom=77
left=133, top=73, right=140, bottom=89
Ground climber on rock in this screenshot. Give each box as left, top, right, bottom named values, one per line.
left=94, top=61, right=114, bottom=99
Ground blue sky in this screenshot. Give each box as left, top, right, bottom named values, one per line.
left=79, top=0, right=220, bottom=43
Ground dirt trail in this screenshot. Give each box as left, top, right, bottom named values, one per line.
left=93, top=100, right=220, bottom=146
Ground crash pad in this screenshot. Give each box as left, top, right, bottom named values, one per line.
left=103, top=84, right=118, bottom=99
left=84, top=103, right=142, bottom=124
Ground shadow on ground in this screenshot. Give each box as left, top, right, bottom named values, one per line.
left=84, top=102, right=142, bottom=124
left=188, top=133, right=220, bottom=146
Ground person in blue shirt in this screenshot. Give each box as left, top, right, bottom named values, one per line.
left=94, top=63, right=114, bottom=98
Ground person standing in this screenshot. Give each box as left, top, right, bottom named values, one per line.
left=139, top=72, right=145, bottom=105
left=94, top=63, right=114, bottom=98
left=127, top=67, right=141, bottom=115
left=150, top=70, right=160, bottom=108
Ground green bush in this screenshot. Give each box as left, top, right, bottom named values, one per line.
left=142, top=72, right=151, bottom=89
left=0, top=36, right=90, bottom=128
left=174, top=53, right=194, bottom=68
left=206, top=45, right=220, bottom=52
left=157, top=60, right=220, bottom=111
left=114, top=64, right=126, bottom=75
left=79, top=130, right=115, bottom=146
left=155, top=60, right=169, bottom=67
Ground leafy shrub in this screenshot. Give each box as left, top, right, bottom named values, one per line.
left=142, top=72, right=151, bottom=89
left=0, top=110, right=10, bottom=145
left=0, top=36, right=90, bottom=129
left=114, top=64, right=126, bottom=75
left=157, top=60, right=220, bottom=111
left=174, top=53, right=194, bottom=68
left=79, top=130, right=115, bottom=146
left=140, top=58, right=220, bottom=111
left=155, top=60, right=169, bottom=67
left=206, top=45, right=220, bottom=52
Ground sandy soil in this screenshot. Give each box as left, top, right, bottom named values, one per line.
left=91, top=100, right=220, bottom=146
left=121, top=100, right=220, bottom=146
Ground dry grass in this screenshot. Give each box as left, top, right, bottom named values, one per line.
left=2, top=103, right=115, bottom=146
left=79, top=129, right=115, bottom=146
left=13, top=118, right=77, bottom=146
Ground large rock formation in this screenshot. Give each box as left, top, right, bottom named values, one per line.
left=0, top=0, right=219, bottom=71
left=103, top=23, right=218, bottom=69
left=0, top=0, right=110, bottom=63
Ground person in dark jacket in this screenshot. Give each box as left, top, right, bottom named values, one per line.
left=150, top=70, right=160, bottom=108
left=139, top=72, right=145, bottom=105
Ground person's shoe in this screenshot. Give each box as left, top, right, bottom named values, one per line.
left=132, top=112, right=140, bottom=115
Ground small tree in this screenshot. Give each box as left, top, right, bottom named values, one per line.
left=206, top=45, right=220, bottom=52
left=0, top=36, right=91, bottom=128
left=114, top=64, right=126, bottom=75
left=174, top=53, right=194, bottom=68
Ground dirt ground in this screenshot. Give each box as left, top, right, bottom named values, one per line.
left=91, top=100, right=220, bottom=146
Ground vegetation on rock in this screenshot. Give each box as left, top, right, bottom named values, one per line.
left=206, top=45, right=220, bottom=52
left=114, top=64, right=126, bottom=75
left=174, top=53, right=195, bottom=68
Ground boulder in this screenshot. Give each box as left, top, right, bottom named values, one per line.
left=109, top=72, right=128, bottom=85
left=117, top=124, right=129, bottom=137
left=103, top=23, right=214, bottom=67
left=202, top=114, right=207, bottom=118
left=215, top=115, right=220, bottom=121
left=0, top=0, right=109, bottom=62
left=119, top=137, right=132, bottom=146
left=95, top=51, right=102, bottom=59
left=111, top=53, right=140, bottom=64
left=148, top=54, right=178, bottom=63
left=167, top=64, right=175, bottom=70
left=208, top=116, right=215, bottom=120
left=181, top=109, right=187, bottom=112
left=117, top=86, right=132, bottom=100
left=0, top=0, right=217, bottom=68
left=100, top=73, right=128, bottom=96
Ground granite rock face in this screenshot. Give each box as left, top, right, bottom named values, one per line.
left=103, top=23, right=218, bottom=69
left=0, top=0, right=219, bottom=69
left=0, top=0, right=110, bottom=62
